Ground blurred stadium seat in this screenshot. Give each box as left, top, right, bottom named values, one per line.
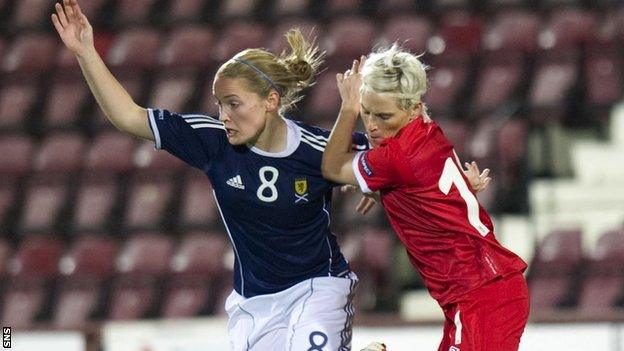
left=528, top=229, right=582, bottom=310
left=53, top=234, right=118, bottom=328
left=2, top=235, right=64, bottom=328
left=108, top=232, right=172, bottom=320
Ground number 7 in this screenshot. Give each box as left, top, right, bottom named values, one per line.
left=438, top=157, right=490, bottom=236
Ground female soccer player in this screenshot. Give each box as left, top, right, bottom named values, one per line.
left=52, top=1, right=490, bottom=349
left=322, top=48, right=529, bottom=351
left=52, top=1, right=363, bottom=349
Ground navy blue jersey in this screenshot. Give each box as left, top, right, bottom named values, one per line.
left=148, top=108, right=369, bottom=297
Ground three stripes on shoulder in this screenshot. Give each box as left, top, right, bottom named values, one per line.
left=183, top=114, right=225, bottom=130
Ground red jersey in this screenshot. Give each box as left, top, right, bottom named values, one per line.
left=352, top=118, right=527, bottom=306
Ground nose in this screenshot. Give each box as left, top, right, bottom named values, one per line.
left=363, top=115, right=378, bottom=133
left=218, top=108, right=230, bottom=122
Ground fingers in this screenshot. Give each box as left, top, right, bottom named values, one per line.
left=336, top=73, right=343, bottom=83
left=356, top=197, right=375, bottom=214
left=464, top=161, right=479, bottom=175
left=358, top=55, right=366, bottom=72
left=63, top=0, right=75, bottom=19
left=51, top=13, right=64, bottom=32
left=480, top=168, right=490, bottom=179
left=55, top=3, right=69, bottom=27
left=350, top=59, right=358, bottom=74
left=341, top=185, right=357, bottom=193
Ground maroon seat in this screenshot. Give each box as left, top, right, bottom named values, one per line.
left=200, top=79, right=220, bottom=117
left=537, top=9, right=596, bottom=51
left=108, top=233, right=173, bottom=320
left=325, top=0, right=360, bottom=15
left=214, top=22, right=268, bottom=61
left=11, top=0, right=52, bottom=28
left=378, top=0, right=415, bottom=13
left=0, top=134, right=34, bottom=177
left=0, top=239, right=12, bottom=278
left=106, top=29, right=161, bottom=68
left=72, top=178, right=119, bottom=233
left=42, top=74, right=90, bottom=129
left=339, top=227, right=394, bottom=310
left=123, top=175, right=174, bottom=231
left=18, top=181, right=69, bottom=233
left=2, top=33, right=57, bottom=73
left=161, top=232, right=228, bottom=317
left=429, top=11, right=482, bottom=61
left=220, top=0, right=258, bottom=18
left=0, top=182, right=15, bottom=227
left=584, top=52, right=622, bottom=107
left=2, top=235, right=64, bottom=328
left=168, top=0, right=208, bottom=23
left=179, top=172, right=219, bottom=229
left=53, top=235, right=118, bottom=328
left=32, top=133, right=85, bottom=174
left=84, top=131, right=137, bottom=173
left=435, top=118, right=470, bottom=157
left=306, top=70, right=341, bottom=120
left=159, top=26, right=214, bottom=68
left=148, top=72, right=197, bottom=112
left=379, top=15, right=432, bottom=54
left=577, top=230, right=624, bottom=312
left=528, top=229, right=582, bottom=310
left=273, top=0, right=309, bottom=17
left=0, top=81, right=38, bottom=130
left=424, top=65, right=468, bottom=115
left=482, top=10, right=540, bottom=55
left=472, top=62, right=522, bottom=113
left=323, top=17, right=375, bottom=68
left=116, top=0, right=158, bottom=25
left=528, top=60, right=578, bottom=123
left=78, top=0, right=108, bottom=18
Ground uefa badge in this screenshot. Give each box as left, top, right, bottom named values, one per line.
left=294, top=178, right=309, bottom=203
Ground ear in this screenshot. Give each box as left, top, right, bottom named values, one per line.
left=410, top=103, right=423, bottom=119
left=265, top=90, right=280, bottom=112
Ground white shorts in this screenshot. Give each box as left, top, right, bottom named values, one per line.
left=225, top=273, right=358, bottom=351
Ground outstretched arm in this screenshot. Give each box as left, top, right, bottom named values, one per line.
left=321, top=58, right=366, bottom=185
left=51, top=0, right=151, bottom=139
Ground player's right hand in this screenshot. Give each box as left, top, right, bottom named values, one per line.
left=51, top=0, right=94, bottom=57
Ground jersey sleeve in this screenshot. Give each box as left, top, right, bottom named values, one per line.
left=147, top=108, right=225, bottom=170
left=352, top=142, right=403, bottom=193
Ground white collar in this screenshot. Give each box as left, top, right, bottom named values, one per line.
left=247, top=118, right=301, bottom=158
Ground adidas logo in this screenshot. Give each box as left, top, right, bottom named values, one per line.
left=226, top=175, right=245, bottom=190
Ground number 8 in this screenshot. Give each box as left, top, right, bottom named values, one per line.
left=257, top=166, right=279, bottom=202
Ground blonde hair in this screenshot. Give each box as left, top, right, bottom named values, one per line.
left=216, top=28, right=324, bottom=114
left=361, top=44, right=430, bottom=118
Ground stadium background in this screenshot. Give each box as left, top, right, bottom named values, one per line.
left=0, top=0, right=623, bottom=349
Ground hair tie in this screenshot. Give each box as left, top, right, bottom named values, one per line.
left=233, top=58, right=282, bottom=95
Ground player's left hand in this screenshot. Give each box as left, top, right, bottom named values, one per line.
left=464, top=161, right=491, bottom=193
left=336, top=55, right=366, bottom=113
left=341, top=185, right=379, bottom=215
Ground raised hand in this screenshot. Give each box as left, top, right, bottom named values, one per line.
left=464, top=161, right=491, bottom=193
left=336, top=55, right=366, bottom=112
left=51, top=0, right=93, bottom=56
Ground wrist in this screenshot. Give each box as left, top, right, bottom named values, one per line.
left=75, top=45, right=98, bottom=61
left=339, top=103, right=359, bottom=117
